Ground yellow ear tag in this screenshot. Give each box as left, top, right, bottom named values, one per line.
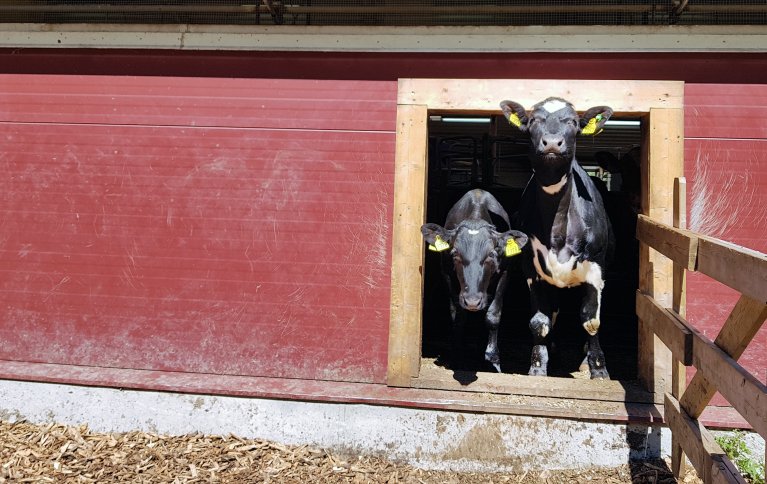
left=581, top=114, right=603, bottom=136
left=428, top=235, right=450, bottom=252
left=508, top=113, right=522, bottom=128
left=505, top=238, right=521, bottom=257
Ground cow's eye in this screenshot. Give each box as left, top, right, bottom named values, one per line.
left=483, top=251, right=498, bottom=265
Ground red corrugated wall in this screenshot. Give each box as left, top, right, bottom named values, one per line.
left=685, top=84, right=767, bottom=396
left=1, top=73, right=765, bottom=412
left=0, top=75, right=397, bottom=383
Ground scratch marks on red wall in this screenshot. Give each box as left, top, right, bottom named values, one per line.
left=684, top=84, right=767, bottom=391
left=0, top=75, right=398, bottom=383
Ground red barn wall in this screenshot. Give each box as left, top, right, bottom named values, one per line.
left=0, top=75, right=397, bottom=384
left=0, top=52, right=765, bottom=421
left=684, top=84, right=767, bottom=394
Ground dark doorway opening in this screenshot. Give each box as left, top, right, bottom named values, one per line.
left=421, top=113, right=642, bottom=381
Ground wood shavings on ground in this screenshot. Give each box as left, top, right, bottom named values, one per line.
left=0, top=420, right=702, bottom=483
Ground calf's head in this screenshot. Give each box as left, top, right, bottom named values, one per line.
left=595, top=146, right=641, bottom=213
left=500, top=97, right=613, bottom=187
left=422, top=222, right=528, bottom=311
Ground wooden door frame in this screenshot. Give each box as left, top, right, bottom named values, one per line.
left=386, top=79, right=684, bottom=399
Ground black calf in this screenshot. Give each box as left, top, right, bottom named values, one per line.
left=500, top=97, right=615, bottom=379
left=422, top=189, right=528, bottom=372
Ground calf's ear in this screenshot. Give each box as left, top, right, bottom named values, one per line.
left=497, top=230, right=529, bottom=258
left=421, top=223, right=453, bottom=252
left=593, top=151, right=620, bottom=173
left=500, top=100, right=529, bottom=133
left=580, top=106, right=613, bottom=136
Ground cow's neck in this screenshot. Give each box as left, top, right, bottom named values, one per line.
left=535, top=160, right=574, bottom=199
left=532, top=153, right=573, bottom=188
left=534, top=161, right=575, bottom=239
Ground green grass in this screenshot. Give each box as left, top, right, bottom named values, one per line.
left=715, top=431, right=765, bottom=484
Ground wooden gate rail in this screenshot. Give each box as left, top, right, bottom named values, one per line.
left=636, top=214, right=767, bottom=483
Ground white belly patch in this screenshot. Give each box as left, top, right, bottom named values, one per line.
left=530, top=237, right=603, bottom=289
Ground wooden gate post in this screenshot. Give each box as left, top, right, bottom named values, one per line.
left=637, top=107, right=685, bottom=400
left=671, top=176, right=688, bottom=477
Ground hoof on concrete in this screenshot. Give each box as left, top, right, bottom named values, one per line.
left=528, top=366, right=547, bottom=377
left=590, top=368, right=610, bottom=380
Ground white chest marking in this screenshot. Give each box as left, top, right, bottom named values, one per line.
left=467, top=229, right=479, bottom=235
left=530, top=237, right=604, bottom=289
left=542, top=174, right=568, bottom=195
left=542, top=100, right=567, bottom=113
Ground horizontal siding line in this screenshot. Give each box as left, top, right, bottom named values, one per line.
left=0, top=306, right=391, bottom=324
left=0, top=288, right=390, bottom=311
left=0, top=267, right=392, bottom=286
left=0, top=120, right=396, bottom=135
left=0, top=314, right=391, bottom=332
left=0, top=357, right=386, bottom=383
left=0, top=92, right=394, bottom=100
left=0, top=171, right=396, bottom=180
left=0, top=196, right=391, bottom=206
left=685, top=136, right=767, bottom=142
left=0, top=265, right=384, bottom=277
left=0, top=261, right=392, bottom=277
left=0, top=215, right=384, bottom=228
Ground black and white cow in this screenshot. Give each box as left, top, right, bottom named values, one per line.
left=500, top=97, right=615, bottom=379
left=421, top=189, right=528, bottom=372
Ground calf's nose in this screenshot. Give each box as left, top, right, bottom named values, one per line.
left=462, top=294, right=484, bottom=311
left=540, top=135, right=564, bottom=153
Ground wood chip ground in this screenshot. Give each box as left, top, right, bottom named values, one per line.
left=0, top=420, right=702, bottom=483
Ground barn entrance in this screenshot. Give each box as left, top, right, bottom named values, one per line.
left=422, top=112, right=642, bottom=381
left=387, top=79, right=685, bottom=407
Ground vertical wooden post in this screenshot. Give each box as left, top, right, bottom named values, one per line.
left=387, top=104, right=428, bottom=386
left=671, top=176, right=688, bottom=477
left=637, top=108, right=685, bottom=400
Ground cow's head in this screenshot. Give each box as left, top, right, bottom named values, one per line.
left=422, top=221, right=528, bottom=311
left=595, top=146, right=641, bottom=213
left=500, top=97, right=613, bottom=187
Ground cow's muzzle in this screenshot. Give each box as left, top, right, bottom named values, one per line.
left=461, top=293, right=486, bottom=311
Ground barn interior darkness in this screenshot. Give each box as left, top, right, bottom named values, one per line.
left=422, top=112, right=643, bottom=381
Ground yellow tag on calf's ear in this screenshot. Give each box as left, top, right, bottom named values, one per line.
left=581, top=113, right=603, bottom=136
left=505, top=238, right=521, bottom=257
left=428, top=235, right=450, bottom=252
left=508, top=113, right=522, bottom=128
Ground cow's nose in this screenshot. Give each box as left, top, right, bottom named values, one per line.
left=540, top=136, right=564, bottom=153
left=462, top=294, right=483, bottom=311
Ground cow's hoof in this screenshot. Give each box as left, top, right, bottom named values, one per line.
left=590, top=368, right=610, bottom=380
left=485, top=352, right=501, bottom=373
left=528, top=366, right=547, bottom=377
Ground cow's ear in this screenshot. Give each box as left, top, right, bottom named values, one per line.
left=497, top=230, right=529, bottom=258
left=594, top=151, right=620, bottom=173
left=421, top=223, right=453, bottom=252
left=580, top=106, right=613, bottom=136
left=500, top=100, right=529, bottom=133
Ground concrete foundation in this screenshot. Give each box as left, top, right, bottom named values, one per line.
left=0, top=379, right=672, bottom=472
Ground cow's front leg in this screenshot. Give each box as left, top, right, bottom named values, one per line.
left=484, top=272, right=508, bottom=373
left=528, top=280, right=558, bottom=376
left=581, top=282, right=609, bottom=379
left=448, top=293, right=467, bottom=370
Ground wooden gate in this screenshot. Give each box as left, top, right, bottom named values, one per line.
left=637, top=178, right=766, bottom=483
